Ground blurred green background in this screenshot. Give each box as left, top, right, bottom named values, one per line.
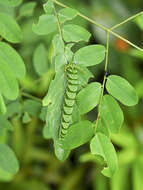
left=0, top=0, right=143, bottom=189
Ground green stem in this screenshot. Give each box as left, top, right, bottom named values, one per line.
left=53, top=3, right=63, bottom=40
left=21, top=92, right=42, bottom=103
left=54, top=0, right=143, bottom=52
left=110, top=11, right=143, bottom=30
left=94, top=32, right=110, bottom=133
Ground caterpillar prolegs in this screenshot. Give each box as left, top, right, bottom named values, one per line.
left=59, top=63, right=78, bottom=139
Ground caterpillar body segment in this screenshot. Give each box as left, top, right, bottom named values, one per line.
left=59, top=63, right=78, bottom=140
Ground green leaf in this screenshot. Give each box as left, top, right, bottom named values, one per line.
left=63, top=120, right=94, bottom=150
left=0, top=94, right=6, bottom=115
left=64, top=44, right=74, bottom=62
left=0, top=42, right=26, bottom=79
left=58, top=8, right=78, bottom=23
left=32, top=14, right=57, bottom=35
left=78, top=65, right=94, bottom=87
left=96, top=119, right=110, bottom=137
left=43, top=0, right=54, bottom=15
left=52, top=34, right=65, bottom=56
left=22, top=112, right=31, bottom=124
left=0, top=0, right=22, bottom=7
left=0, top=13, right=22, bottom=43
left=90, top=133, right=118, bottom=177
left=54, top=142, right=70, bottom=162
left=19, top=2, right=36, bottom=17
left=23, top=99, right=42, bottom=118
left=106, top=75, right=138, bottom=106
left=62, top=24, right=91, bottom=43
left=135, top=15, right=143, bottom=30
left=76, top=82, right=102, bottom=114
left=0, top=168, right=14, bottom=182
left=5, top=101, right=22, bottom=119
left=99, top=95, right=124, bottom=134
left=74, top=45, right=106, bottom=67
left=0, top=143, right=19, bottom=174
left=0, top=116, right=13, bottom=133
left=0, top=61, right=19, bottom=100
left=54, top=54, right=66, bottom=73
left=33, top=43, right=49, bottom=76
left=43, top=71, right=66, bottom=141
left=128, top=48, right=143, bottom=60
left=43, top=123, right=53, bottom=139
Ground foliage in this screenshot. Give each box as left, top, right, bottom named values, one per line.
left=0, top=0, right=143, bottom=189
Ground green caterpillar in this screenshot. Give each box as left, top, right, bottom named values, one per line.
left=59, top=63, right=78, bottom=139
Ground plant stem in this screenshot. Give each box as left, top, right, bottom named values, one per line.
left=94, top=32, right=110, bottom=133
left=53, top=3, right=63, bottom=40
left=110, top=11, right=143, bottom=30
left=21, top=92, right=42, bottom=103
left=54, top=0, right=143, bottom=52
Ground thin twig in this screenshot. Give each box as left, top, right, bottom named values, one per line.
left=110, top=11, right=143, bottom=30
left=94, top=32, right=110, bottom=133
left=54, top=0, right=143, bottom=52
left=21, top=92, right=42, bottom=103
left=53, top=3, right=63, bottom=39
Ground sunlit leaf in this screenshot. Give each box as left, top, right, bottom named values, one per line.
left=43, top=0, right=54, bottom=15
left=106, top=75, right=138, bottom=106
left=32, top=14, right=57, bottom=35
left=74, top=45, right=106, bottom=67
left=58, top=8, right=78, bottom=23
left=62, top=120, right=94, bottom=150
left=76, top=82, right=102, bottom=114
left=62, top=24, right=91, bottom=43
left=54, top=141, right=70, bottom=162
left=99, top=95, right=124, bottom=134
left=78, top=65, right=94, bottom=87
